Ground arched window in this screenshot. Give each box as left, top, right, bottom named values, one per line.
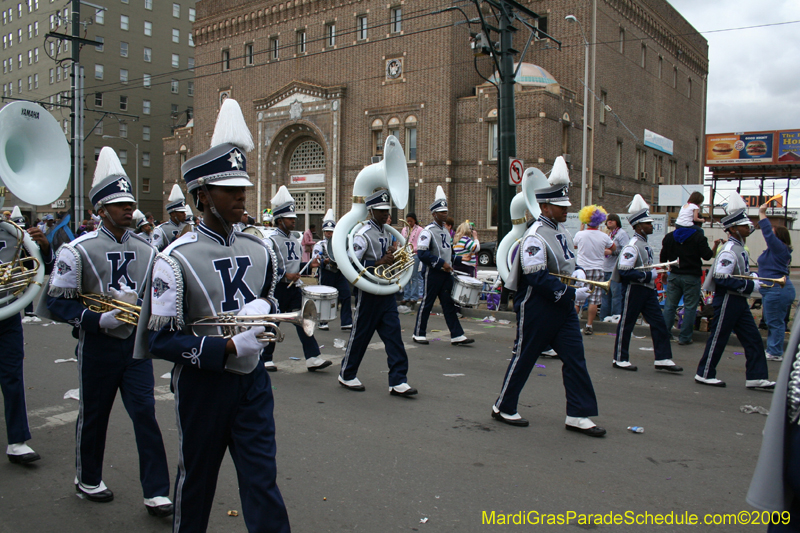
left=289, top=140, right=325, bottom=171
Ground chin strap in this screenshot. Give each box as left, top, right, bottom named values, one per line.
left=98, top=203, right=129, bottom=236
left=201, top=183, right=233, bottom=239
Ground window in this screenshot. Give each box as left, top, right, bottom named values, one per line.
left=658, top=56, right=663, bottom=78
left=119, top=68, right=128, bottom=83
left=95, top=92, right=102, bottom=107
left=189, top=8, right=195, bottom=22
left=245, top=43, right=253, bottom=65
left=142, top=126, right=150, bottom=141
left=326, top=24, right=335, bottom=47
left=144, top=21, right=152, bottom=36
left=598, top=175, right=605, bottom=198
left=27, top=23, right=31, bottom=39
left=640, top=44, right=646, bottom=68
left=56, top=67, right=60, bottom=82
left=17, top=79, right=21, bottom=93
left=172, top=3, right=180, bottom=18
left=171, top=79, right=178, bottom=93
left=288, top=141, right=325, bottom=171
left=358, top=16, right=367, bottom=40
left=488, top=187, right=498, bottom=228
left=33, top=47, right=38, bottom=62
left=95, top=7, right=103, bottom=24
left=694, top=137, right=699, bottom=161
left=372, top=127, right=383, bottom=157
left=142, top=152, right=150, bottom=167
left=172, top=28, right=179, bottom=43
left=687, top=77, right=692, bottom=99
left=27, top=75, right=31, bottom=90
left=391, top=7, right=402, bottom=33
left=119, top=149, right=127, bottom=164
left=142, top=178, right=150, bottom=193
left=94, top=63, right=103, bottom=79
left=188, top=32, right=194, bottom=47
left=171, top=53, right=179, bottom=68
left=143, top=47, right=151, bottom=62
left=120, top=41, right=128, bottom=57
left=188, top=57, right=194, bottom=70
left=405, top=126, right=416, bottom=161
left=143, top=73, right=151, bottom=87
left=27, top=48, right=31, bottom=64
left=143, top=99, right=150, bottom=114
left=119, top=122, right=127, bottom=137
left=187, top=81, right=193, bottom=96
left=619, top=28, right=624, bottom=53
left=615, top=141, right=623, bottom=174
left=635, top=148, right=646, bottom=179
left=120, top=15, right=129, bottom=30
left=145, top=0, right=152, bottom=9
left=222, top=49, right=230, bottom=70
left=488, top=122, right=498, bottom=160
left=48, top=68, right=52, bottom=83
left=95, top=36, right=103, bottom=51
left=270, top=37, right=278, bottom=59
left=33, top=21, right=37, bottom=36
left=297, top=31, right=306, bottom=53
left=672, top=66, right=677, bottom=88
left=170, top=104, right=178, bottom=116
left=600, top=91, right=607, bottom=124
left=119, top=95, right=128, bottom=111
left=94, top=147, right=101, bottom=161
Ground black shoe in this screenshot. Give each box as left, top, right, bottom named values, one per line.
left=565, top=424, right=607, bottom=437
left=146, top=503, right=174, bottom=517
left=655, top=363, right=683, bottom=372
left=612, top=361, right=638, bottom=371
left=76, top=484, right=114, bottom=503
left=491, top=409, right=529, bottom=427
left=450, top=336, right=474, bottom=346
left=306, top=358, right=332, bottom=372
left=7, top=451, right=40, bottom=464
left=389, top=385, right=418, bottom=397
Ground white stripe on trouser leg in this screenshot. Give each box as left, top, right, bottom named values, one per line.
left=340, top=289, right=362, bottom=377
left=496, top=286, right=533, bottom=409
left=615, top=285, right=633, bottom=362
left=75, top=329, right=86, bottom=483
left=702, top=294, right=728, bottom=378
left=414, top=268, right=430, bottom=336
left=172, top=365, right=185, bottom=531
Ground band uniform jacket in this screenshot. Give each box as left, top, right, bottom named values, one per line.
left=612, top=233, right=658, bottom=288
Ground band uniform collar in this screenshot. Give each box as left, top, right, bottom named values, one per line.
left=197, top=222, right=236, bottom=246
left=100, top=225, right=130, bottom=243
left=369, top=219, right=385, bottom=232
left=539, top=216, right=557, bottom=230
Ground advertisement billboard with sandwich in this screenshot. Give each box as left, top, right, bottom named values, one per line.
left=705, top=132, right=775, bottom=165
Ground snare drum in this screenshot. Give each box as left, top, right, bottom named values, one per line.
left=302, top=285, right=339, bottom=321
left=451, top=275, right=483, bottom=307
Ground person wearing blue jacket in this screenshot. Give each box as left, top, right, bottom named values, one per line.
left=757, top=202, right=795, bottom=363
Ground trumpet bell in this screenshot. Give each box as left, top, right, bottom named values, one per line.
left=0, top=102, right=70, bottom=206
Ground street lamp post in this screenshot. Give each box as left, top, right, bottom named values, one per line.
left=102, top=135, right=139, bottom=200
left=566, top=15, right=589, bottom=209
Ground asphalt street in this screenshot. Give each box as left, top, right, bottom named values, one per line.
left=0, top=305, right=783, bottom=532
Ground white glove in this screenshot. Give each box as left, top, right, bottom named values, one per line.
left=110, top=282, right=138, bottom=305
left=650, top=269, right=660, bottom=280
left=231, top=326, right=269, bottom=359
left=238, top=298, right=272, bottom=317
left=575, top=287, right=590, bottom=304
left=751, top=272, right=759, bottom=279
left=752, top=279, right=762, bottom=293
left=99, top=309, right=125, bottom=330
left=571, top=269, right=586, bottom=280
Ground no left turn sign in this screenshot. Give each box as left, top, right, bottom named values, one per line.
left=509, top=158, right=524, bottom=186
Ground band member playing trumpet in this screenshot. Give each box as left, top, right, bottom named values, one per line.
left=412, top=186, right=473, bottom=346
left=695, top=192, right=775, bottom=390
left=152, top=184, right=188, bottom=251
left=312, top=209, right=352, bottom=331
left=138, top=99, right=290, bottom=532
left=494, top=157, right=604, bottom=436
left=612, top=195, right=682, bottom=373
left=338, top=190, right=417, bottom=396
left=43, top=147, right=172, bottom=515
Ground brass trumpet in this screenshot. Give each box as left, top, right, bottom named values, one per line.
left=731, top=274, right=786, bottom=288
left=188, top=300, right=317, bottom=342
left=635, top=258, right=679, bottom=273
left=370, top=219, right=416, bottom=281
left=0, top=220, right=42, bottom=299
left=79, top=293, right=141, bottom=325
left=550, top=273, right=611, bottom=293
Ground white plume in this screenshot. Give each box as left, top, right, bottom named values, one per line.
left=210, top=99, right=254, bottom=152
left=183, top=205, right=193, bottom=215
left=434, top=185, right=447, bottom=201
left=726, top=192, right=747, bottom=213
left=10, top=206, right=22, bottom=219
left=323, top=208, right=335, bottom=221
left=168, top=184, right=185, bottom=203
left=548, top=156, right=570, bottom=186
left=132, top=209, right=145, bottom=221
left=93, top=147, right=127, bottom=187
left=271, top=185, right=294, bottom=207
left=628, top=194, right=649, bottom=214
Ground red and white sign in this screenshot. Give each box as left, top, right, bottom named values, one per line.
left=509, top=158, right=524, bottom=186
left=290, top=173, right=325, bottom=184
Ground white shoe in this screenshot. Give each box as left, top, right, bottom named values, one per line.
left=263, top=361, right=277, bottom=372
left=7, top=443, right=36, bottom=455
left=338, top=376, right=365, bottom=390
left=341, top=324, right=352, bottom=330
left=654, top=359, right=677, bottom=366
left=144, top=496, right=172, bottom=507
left=306, top=356, right=332, bottom=371
left=74, top=477, right=110, bottom=495
left=746, top=379, right=776, bottom=390
left=766, top=354, right=784, bottom=362
left=565, top=416, right=596, bottom=429
left=612, top=360, right=634, bottom=368
left=389, top=383, right=418, bottom=396
left=318, top=323, right=329, bottom=331
left=412, top=335, right=429, bottom=344
left=694, top=375, right=726, bottom=387
left=541, top=349, right=557, bottom=357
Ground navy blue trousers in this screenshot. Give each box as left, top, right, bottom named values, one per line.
left=75, top=330, right=170, bottom=497
left=768, top=421, right=800, bottom=532
left=614, top=284, right=673, bottom=363
left=172, top=363, right=290, bottom=533
left=267, top=283, right=320, bottom=360
left=340, top=289, right=409, bottom=387
left=496, top=289, right=598, bottom=417
left=413, top=268, right=464, bottom=338
left=0, top=314, right=31, bottom=444
left=319, top=269, right=352, bottom=327
left=696, top=293, right=769, bottom=380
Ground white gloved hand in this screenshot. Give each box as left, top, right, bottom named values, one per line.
left=110, top=282, right=138, bottom=305
left=575, top=287, right=590, bottom=304
left=650, top=269, right=660, bottom=280
left=752, top=279, right=762, bottom=293
left=99, top=309, right=125, bottom=330
left=751, top=272, right=759, bottom=279
left=571, top=269, right=587, bottom=280
left=231, top=326, right=268, bottom=358
left=237, top=298, right=272, bottom=317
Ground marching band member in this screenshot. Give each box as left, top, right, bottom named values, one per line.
left=695, top=192, right=775, bottom=390
left=153, top=185, right=189, bottom=251
left=611, top=195, right=682, bottom=373
left=338, top=190, right=417, bottom=396
left=42, top=147, right=172, bottom=514
left=262, top=186, right=331, bottom=372
left=493, top=157, right=604, bottom=436
left=133, top=209, right=158, bottom=246
left=138, top=99, right=290, bottom=532
left=312, top=209, right=352, bottom=331
left=1, top=217, right=52, bottom=464
left=412, top=186, right=474, bottom=346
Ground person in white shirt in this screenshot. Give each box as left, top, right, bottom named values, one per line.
left=675, top=191, right=705, bottom=228
left=573, top=205, right=615, bottom=335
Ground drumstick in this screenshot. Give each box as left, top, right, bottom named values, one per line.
left=288, top=251, right=322, bottom=288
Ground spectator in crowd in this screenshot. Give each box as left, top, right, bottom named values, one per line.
left=599, top=213, right=630, bottom=321
left=2, top=211, right=10, bottom=221
left=445, top=217, right=455, bottom=239
left=574, top=205, right=615, bottom=335
left=675, top=191, right=705, bottom=228
left=145, top=212, right=155, bottom=225
left=453, top=221, right=480, bottom=277
left=757, top=202, right=795, bottom=362
left=660, top=217, right=720, bottom=345
left=87, top=208, right=102, bottom=227
left=400, top=213, right=423, bottom=308
left=302, top=223, right=316, bottom=262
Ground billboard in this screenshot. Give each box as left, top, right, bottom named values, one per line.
left=742, top=195, right=783, bottom=208
left=706, top=132, right=774, bottom=165
left=777, top=130, right=800, bottom=163
left=644, top=129, right=674, bottom=155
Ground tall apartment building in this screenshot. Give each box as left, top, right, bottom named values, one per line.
left=0, top=0, right=196, bottom=221
left=163, top=0, right=707, bottom=238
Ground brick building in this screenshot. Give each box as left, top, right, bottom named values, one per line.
left=163, top=0, right=707, bottom=238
